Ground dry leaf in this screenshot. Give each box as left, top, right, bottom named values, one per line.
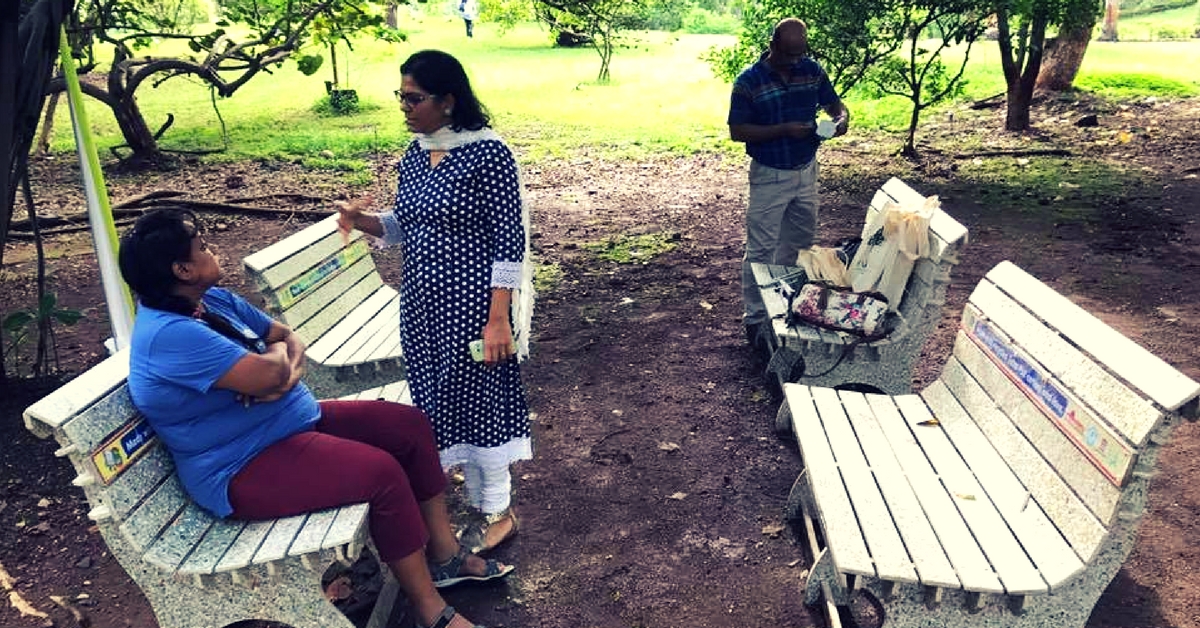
left=1118, top=131, right=1133, bottom=143
left=658, top=442, right=681, bottom=452
left=667, top=492, right=688, bottom=500
left=699, top=300, right=714, bottom=310
left=917, top=418, right=940, bottom=427
left=761, top=524, right=786, bottom=538
left=956, top=493, right=977, bottom=501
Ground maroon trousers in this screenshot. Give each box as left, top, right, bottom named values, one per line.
left=228, top=400, right=448, bottom=562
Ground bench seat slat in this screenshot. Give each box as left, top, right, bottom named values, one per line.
left=177, top=519, right=246, bottom=575
left=307, top=286, right=400, bottom=364
left=215, top=520, right=275, bottom=572
left=943, top=346, right=1107, bottom=562
left=343, top=381, right=412, bottom=404
left=254, top=514, right=308, bottom=564
left=324, top=503, right=370, bottom=550
left=344, top=305, right=403, bottom=366
left=892, top=394, right=1048, bottom=594
left=954, top=330, right=1123, bottom=524
left=784, top=386, right=875, bottom=576
left=363, top=332, right=405, bottom=365
left=862, top=394, right=1004, bottom=593
left=288, top=509, right=341, bottom=557
left=811, top=388, right=918, bottom=583
left=288, top=258, right=383, bottom=338
left=244, top=215, right=341, bottom=279
left=986, top=261, right=1200, bottom=416
left=327, top=294, right=401, bottom=365
left=970, top=280, right=1161, bottom=447
left=839, top=392, right=959, bottom=588
left=25, top=351, right=129, bottom=432
left=142, top=502, right=217, bottom=572
left=119, top=475, right=189, bottom=553
left=926, top=372, right=1087, bottom=588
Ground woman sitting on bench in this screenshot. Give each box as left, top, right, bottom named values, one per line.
left=118, top=208, right=506, bottom=628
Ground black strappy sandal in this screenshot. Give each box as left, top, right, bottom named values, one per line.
left=420, top=605, right=485, bottom=628
left=428, top=546, right=514, bottom=588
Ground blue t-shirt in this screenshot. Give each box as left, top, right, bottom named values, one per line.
left=127, top=287, right=320, bottom=517
left=728, top=54, right=839, bottom=170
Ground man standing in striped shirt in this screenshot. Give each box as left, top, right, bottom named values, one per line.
left=729, top=17, right=849, bottom=345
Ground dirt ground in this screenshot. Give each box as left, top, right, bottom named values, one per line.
left=2, top=94, right=1200, bottom=628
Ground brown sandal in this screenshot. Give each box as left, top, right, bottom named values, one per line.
left=458, top=507, right=520, bottom=554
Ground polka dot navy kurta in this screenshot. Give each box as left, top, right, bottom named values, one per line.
left=379, top=137, right=532, bottom=469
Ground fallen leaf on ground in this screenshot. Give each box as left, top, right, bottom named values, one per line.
left=658, top=442, right=681, bottom=452
left=667, top=492, right=688, bottom=500
left=761, top=524, right=786, bottom=538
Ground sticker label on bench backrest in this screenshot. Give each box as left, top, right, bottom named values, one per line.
left=277, top=238, right=370, bottom=310
left=965, top=313, right=1133, bottom=486
left=91, top=418, right=156, bottom=485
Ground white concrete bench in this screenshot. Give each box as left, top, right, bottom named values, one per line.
left=244, top=215, right=404, bottom=398
left=751, top=177, right=969, bottom=395
left=23, top=351, right=414, bottom=628
left=777, top=261, right=1200, bottom=628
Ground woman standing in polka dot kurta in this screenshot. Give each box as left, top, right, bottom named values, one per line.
left=336, top=50, right=532, bottom=556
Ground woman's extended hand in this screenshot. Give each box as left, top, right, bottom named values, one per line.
left=333, top=198, right=383, bottom=240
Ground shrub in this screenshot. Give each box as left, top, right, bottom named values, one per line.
left=681, top=7, right=740, bottom=35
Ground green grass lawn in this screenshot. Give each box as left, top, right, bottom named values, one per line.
left=41, top=13, right=1200, bottom=167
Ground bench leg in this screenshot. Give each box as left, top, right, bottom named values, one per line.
left=99, top=528, right=358, bottom=628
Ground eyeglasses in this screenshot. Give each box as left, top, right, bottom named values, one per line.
left=394, top=90, right=434, bottom=107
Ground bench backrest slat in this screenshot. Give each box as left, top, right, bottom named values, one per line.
left=986, top=261, right=1200, bottom=418
left=954, top=325, right=1124, bottom=522
left=118, top=474, right=189, bottom=553
left=280, top=254, right=383, bottom=334
left=968, top=279, right=1163, bottom=447
left=142, top=502, right=218, bottom=572
left=24, top=350, right=128, bottom=432
left=863, top=179, right=967, bottom=336
left=243, top=215, right=344, bottom=282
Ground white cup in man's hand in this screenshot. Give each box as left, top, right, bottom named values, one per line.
left=816, top=119, right=837, bottom=139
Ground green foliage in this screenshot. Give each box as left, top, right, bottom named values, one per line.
left=1075, top=72, right=1199, bottom=98
left=297, top=54, right=325, bottom=76
left=128, top=0, right=209, bottom=32
left=1121, top=0, right=1197, bottom=17
left=705, top=0, right=912, bottom=95
left=533, top=261, right=563, bottom=292
left=583, top=231, right=679, bottom=264
left=681, top=7, right=740, bottom=34
left=2, top=293, right=84, bottom=378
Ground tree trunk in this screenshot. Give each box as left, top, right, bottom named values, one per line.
left=35, top=90, right=59, bottom=155
left=1036, top=17, right=1096, bottom=92
left=385, top=2, right=398, bottom=28
left=1099, top=0, right=1119, bottom=42
left=111, top=91, right=159, bottom=159
left=1005, top=83, right=1032, bottom=130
